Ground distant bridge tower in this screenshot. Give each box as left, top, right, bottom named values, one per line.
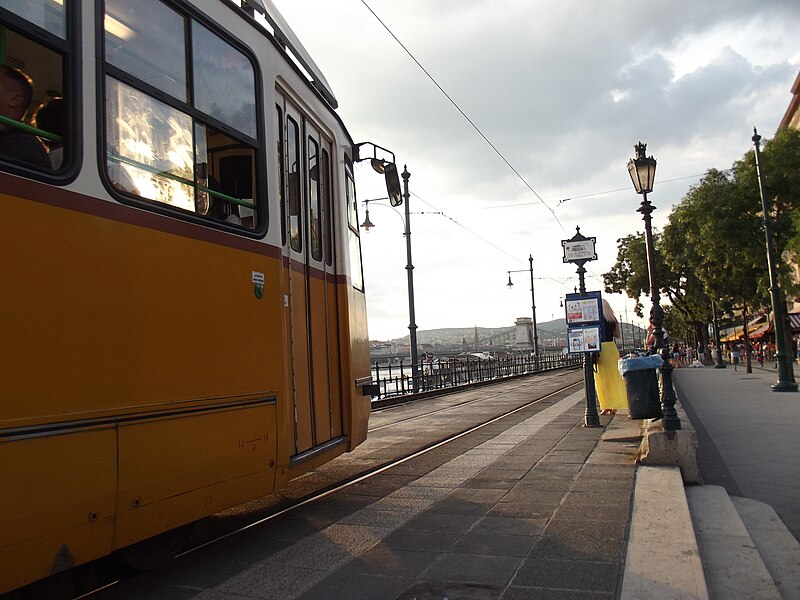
left=515, top=317, right=533, bottom=351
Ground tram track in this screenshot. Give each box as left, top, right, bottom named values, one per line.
left=177, top=376, right=582, bottom=560
left=368, top=370, right=579, bottom=432
left=10, top=374, right=582, bottom=600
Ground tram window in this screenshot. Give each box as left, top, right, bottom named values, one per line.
left=321, top=148, right=333, bottom=266
left=102, top=2, right=261, bottom=231
left=276, top=105, right=286, bottom=245
left=192, top=21, right=256, bottom=139
left=286, top=116, right=301, bottom=251
left=0, top=3, right=70, bottom=174
left=308, top=136, right=321, bottom=261
left=104, top=0, right=187, bottom=101
left=346, top=171, right=364, bottom=291
left=0, top=0, right=65, bottom=38
left=195, top=124, right=256, bottom=227
left=105, top=77, right=194, bottom=210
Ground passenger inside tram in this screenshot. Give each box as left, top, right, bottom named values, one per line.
left=0, top=64, right=50, bottom=169
left=34, top=96, right=65, bottom=169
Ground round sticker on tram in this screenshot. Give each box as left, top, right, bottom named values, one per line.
left=252, top=271, right=265, bottom=299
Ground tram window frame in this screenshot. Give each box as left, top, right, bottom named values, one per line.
left=321, top=148, right=333, bottom=267
left=98, top=0, right=266, bottom=237
left=286, top=115, right=301, bottom=252
left=0, top=1, right=80, bottom=183
left=275, top=104, right=286, bottom=246
left=345, top=168, right=364, bottom=292
left=307, top=135, right=322, bottom=261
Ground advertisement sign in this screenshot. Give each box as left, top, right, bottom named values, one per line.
left=564, top=291, right=602, bottom=327
left=568, top=325, right=602, bottom=354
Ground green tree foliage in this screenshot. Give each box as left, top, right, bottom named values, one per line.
left=604, top=128, right=800, bottom=342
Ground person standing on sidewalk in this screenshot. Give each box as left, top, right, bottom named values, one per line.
left=595, top=300, right=626, bottom=415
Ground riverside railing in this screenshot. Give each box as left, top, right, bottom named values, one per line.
left=369, top=352, right=582, bottom=400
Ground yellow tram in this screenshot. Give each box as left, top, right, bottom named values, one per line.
left=0, top=0, right=396, bottom=592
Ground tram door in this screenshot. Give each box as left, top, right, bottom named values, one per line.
left=283, top=101, right=344, bottom=456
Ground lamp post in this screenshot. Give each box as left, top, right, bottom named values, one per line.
left=360, top=166, right=420, bottom=392
left=506, top=254, right=540, bottom=369
left=627, top=142, right=681, bottom=431
left=711, top=300, right=726, bottom=369
left=752, top=129, right=797, bottom=392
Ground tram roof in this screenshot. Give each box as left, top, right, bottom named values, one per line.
left=237, top=0, right=338, bottom=109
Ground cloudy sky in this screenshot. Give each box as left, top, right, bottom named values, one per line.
left=271, top=0, right=800, bottom=342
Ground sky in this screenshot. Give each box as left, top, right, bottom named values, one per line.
left=269, top=0, right=800, bottom=342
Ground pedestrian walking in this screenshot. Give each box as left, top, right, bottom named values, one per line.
left=697, top=342, right=706, bottom=364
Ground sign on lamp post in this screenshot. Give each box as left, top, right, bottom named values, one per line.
left=561, top=227, right=601, bottom=428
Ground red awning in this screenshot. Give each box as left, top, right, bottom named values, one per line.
left=749, top=323, right=772, bottom=339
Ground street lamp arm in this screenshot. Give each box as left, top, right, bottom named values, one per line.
left=362, top=198, right=406, bottom=228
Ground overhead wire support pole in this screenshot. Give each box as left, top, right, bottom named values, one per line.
left=752, top=129, right=797, bottom=392
left=401, top=167, right=420, bottom=392
left=528, top=255, right=540, bottom=369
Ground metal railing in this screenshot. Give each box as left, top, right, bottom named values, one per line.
left=369, top=352, right=582, bottom=400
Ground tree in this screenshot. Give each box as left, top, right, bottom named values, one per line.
left=603, top=231, right=681, bottom=318
left=604, top=129, right=800, bottom=357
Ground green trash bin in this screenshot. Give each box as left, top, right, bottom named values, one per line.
left=618, top=355, right=663, bottom=420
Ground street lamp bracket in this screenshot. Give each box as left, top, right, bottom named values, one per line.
left=353, top=141, right=402, bottom=206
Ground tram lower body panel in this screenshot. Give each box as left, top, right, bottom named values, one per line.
left=0, top=181, right=367, bottom=593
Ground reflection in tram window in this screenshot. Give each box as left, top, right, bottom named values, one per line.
left=0, top=0, right=66, bottom=39
left=105, top=77, right=194, bottom=210
left=287, top=116, right=301, bottom=251
left=192, top=20, right=256, bottom=139
left=104, top=0, right=187, bottom=101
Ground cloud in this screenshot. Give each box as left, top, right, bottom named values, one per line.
left=270, top=0, right=800, bottom=340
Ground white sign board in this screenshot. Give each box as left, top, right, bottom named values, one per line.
left=562, top=238, right=597, bottom=262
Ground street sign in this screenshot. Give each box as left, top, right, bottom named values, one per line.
left=562, top=237, right=596, bottom=263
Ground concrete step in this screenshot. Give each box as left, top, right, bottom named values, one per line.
left=621, top=466, right=709, bottom=600
left=686, top=485, right=782, bottom=599
left=730, top=496, right=800, bottom=600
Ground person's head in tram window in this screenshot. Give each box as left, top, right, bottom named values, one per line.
left=0, top=64, right=34, bottom=124
left=0, top=64, right=50, bottom=169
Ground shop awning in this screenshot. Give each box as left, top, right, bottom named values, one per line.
left=790, top=312, right=800, bottom=334
left=720, top=316, right=774, bottom=342
left=749, top=323, right=772, bottom=339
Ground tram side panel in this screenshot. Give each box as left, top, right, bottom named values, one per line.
left=0, top=182, right=282, bottom=590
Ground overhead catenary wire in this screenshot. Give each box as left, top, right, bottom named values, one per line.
left=484, top=173, right=707, bottom=210
left=359, top=0, right=565, bottom=233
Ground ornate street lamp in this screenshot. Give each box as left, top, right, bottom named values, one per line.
left=752, top=129, right=797, bottom=391
left=359, top=172, right=420, bottom=392
left=506, top=254, right=540, bottom=369
left=627, top=142, right=681, bottom=431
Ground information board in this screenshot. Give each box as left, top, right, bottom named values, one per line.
left=564, top=291, right=604, bottom=353
left=568, top=325, right=602, bottom=354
